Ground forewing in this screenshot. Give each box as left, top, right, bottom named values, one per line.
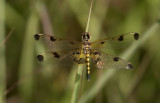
left=91, top=32, right=139, bottom=50
left=34, top=34, right=82, bottom=51
left=90, top=50, right=133, bottom=69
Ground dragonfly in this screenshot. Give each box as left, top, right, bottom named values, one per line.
left=34, top=32, right=139, bottom=81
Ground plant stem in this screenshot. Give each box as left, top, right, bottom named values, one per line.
left=70, top=0, right=94, bottom=103
left=19, top=10, right=39, bottom=103
left=0, top=0, right=6, bottom=102
left=70, top=65, right=84, bottom=103
left=85, top=0, right=93, bottom=32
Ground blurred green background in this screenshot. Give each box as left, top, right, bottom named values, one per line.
left=1, top=0, right=160, bottom=103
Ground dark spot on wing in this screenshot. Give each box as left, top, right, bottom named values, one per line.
left=37, top=55, right=44, bottom=62
left=134, top=33, right=139, bottom=40
left=34, top=34, right=40, bottom=40
left=76, top=52, right=81, bottom=54
left=101, top=41, right=105, bottom=44
left=69, top=42, right=74, bottom=44
left=72, top=51, right=81, bottom=55
left=53, top=52, right=60, bottom=58
left=50, top=36, right=56, bottom=41
left=113, top=57, right=119, bottom=61
left=128, top=64, right=133, bottom=69
left=118, top=35, right=123, bottom=41
left=94, top=52, right=100, bottom=55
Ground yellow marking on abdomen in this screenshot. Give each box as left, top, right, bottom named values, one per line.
left=86, top=53, right=90, bottom=81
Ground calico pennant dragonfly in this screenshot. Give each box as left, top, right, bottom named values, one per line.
left=34, top=32, right=139, bottom=81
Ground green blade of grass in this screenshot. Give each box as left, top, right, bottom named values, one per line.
left=70, top=65, right=84, bottom=103
left=70, top=0, right=94, bottom=103
left=79, top=21, right=160, bottom=103
left=68, top=0, right=109, bottom=38
left=68, top=0, right=89, bottom=30
left=85, top=0, right=93, bottom=33
left=6, top=3, right=25, bottom=32
left=0, top=0, right=6, bottom=102
left=19, top=10, right=39, bottom=103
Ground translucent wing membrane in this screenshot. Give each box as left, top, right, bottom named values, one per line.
left=34, top=33, right=87, bottom=66
left=34, top=34, right=82, bottom=51
left=36, top=49, right=87, bottom=65
left=91, top=32, right=139, bottom=50
left=34, top=32, right=138, bottom=81
left=90, top=50, right=133, bottom=69
left=37, top=51, right=69, bottom=62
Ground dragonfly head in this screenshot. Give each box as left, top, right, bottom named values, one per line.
left=82, top=32, right=91, bottom=42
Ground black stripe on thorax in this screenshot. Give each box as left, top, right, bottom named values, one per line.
left=83, top=42, right=91, bottom=46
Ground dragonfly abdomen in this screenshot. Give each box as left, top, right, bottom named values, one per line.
left=82, top=40, right=91, bottom=81
left=86, top=53, right=90, bottom=81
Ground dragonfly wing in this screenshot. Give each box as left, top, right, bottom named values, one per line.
left=34, top=34, right=82, bottom=51
left=37, top=49, right=86, bottom=65
left=36, top=51, right=70, bottom=62
left=91, top=32, right=139, bottom=50
left=34, top=34, right=87, bottom=65
left=90, top=50, right=133, bottom=69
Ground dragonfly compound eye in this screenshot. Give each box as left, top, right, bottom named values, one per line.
left=86, top=33, right=90, bottom=39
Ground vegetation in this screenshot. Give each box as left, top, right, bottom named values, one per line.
left=1, top=0, right=160, bottom=103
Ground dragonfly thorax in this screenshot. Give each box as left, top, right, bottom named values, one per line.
left=81, top=32, right=91, bottom=54
left=82, top=41, right=91, bottom=54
